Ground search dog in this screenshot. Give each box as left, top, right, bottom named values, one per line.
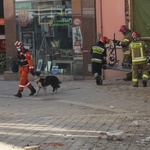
left=34, top=74, right=61, bottom=96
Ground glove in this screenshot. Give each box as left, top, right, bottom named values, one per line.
left=113, top=39, right=118, bottom=43
left=147, top=57, right=150, bottom=63
left=113, top=40, right=120, bottom=46
left=103, top=64, right=107, bottom=70
left=30, top=71, right=35, bottom=76
left=29, top=68, right=35, bottom=76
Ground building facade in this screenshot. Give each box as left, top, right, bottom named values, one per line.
left=4, top=0, right=96, bottom=78
left=3, top=0, right=150, bottom=79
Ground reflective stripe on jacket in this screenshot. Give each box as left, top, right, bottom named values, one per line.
left=91, top=58, right=103, bottom=63
left=91, top=42, right=107, bottom=64
left=129, top=41, right=147, bottom=65
left=92, top=46, right=105, bottom=54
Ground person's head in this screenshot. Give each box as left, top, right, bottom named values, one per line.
left=131, top=31, right=140, bottom=41
left=14, top=41, right=24, bottom=52
left=119, top=25, right=130, bottom=35
left=99, top=36, right=109, bottom=45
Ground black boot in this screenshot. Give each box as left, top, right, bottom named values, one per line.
left=142, top=80, right=147, bottom=87
left=14, top=91, right=22, bottom=98
left=96, top=77, right=102, bottom=85
left=29, top=87, right=36, bottom=96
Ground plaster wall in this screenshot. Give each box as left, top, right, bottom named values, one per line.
left=96, top=0, right=127, bottom=80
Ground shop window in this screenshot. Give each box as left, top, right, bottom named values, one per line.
left=15, top=0, right=83, bottom=75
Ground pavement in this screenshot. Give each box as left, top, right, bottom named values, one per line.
left=0, top=74, right=150, bottom=150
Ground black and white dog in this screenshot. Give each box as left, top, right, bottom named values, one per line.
left=34, top=74, right=61, bottom=96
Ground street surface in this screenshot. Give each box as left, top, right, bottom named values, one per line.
left=0, top=78, right=149, bottom=150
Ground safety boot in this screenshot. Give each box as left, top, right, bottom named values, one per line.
left=14, top=91, right=22, bottom=98
left=96, top=77, right=102, bottom=85
left=142, top=80, right=147, bottom=87
left=29, top=87, right=36, bottom=96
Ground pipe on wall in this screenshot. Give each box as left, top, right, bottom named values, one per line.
left=95, top=0, right=105, bottom=80
left=95, top=0, right=103, bottom=40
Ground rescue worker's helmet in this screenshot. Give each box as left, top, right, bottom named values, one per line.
left=14, top=41, right=24, bottom=48
left=131, top=31, right=140, bottom=41
left=14, top=41, right=24, bottom=52
left=119, top=25, right=129, bottom=34
left=100, top=36, right=108, bottom=45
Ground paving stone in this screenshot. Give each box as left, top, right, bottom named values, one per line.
left=0, top=79, right=149, bottom=149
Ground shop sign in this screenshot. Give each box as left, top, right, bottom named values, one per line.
left=38, top=4, right=72, bottom=26
left=51, top=17, right=71, bottom=26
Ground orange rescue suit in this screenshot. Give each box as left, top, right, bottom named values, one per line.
left=18, top=49, right=34, bottom=92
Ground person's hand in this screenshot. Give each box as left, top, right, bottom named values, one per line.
left=113, top=39, right=118, bottom=43
left=113, top=40, right=120, bottom=45
left=29, top=68, right=35, bottom=76
left=29, top=67, right=34, bottom=72
left=147, top=57, right=150, bottom=63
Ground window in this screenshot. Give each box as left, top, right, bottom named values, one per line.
left=15, top=0, right=82, bottom=75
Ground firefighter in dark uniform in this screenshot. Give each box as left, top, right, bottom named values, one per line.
left=14, top=41, right=36, bottom=98
left=129, top=31, right=149, bottom=87
left=114, top=25, right=132, bottom=80
left=90, top=36, right=108, bottom=85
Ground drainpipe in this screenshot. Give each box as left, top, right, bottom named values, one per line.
left=100, top=0, right=103, bottom=37
left=96, top=0, right=103, bottom=40
left=97, top=0, right=105, bottom=79
left=95, top=0, right=105, bottom=80
left=99, top=0, right=105, bottom=80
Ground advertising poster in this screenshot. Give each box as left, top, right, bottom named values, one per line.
left=72, top=16, right=82, bottom=54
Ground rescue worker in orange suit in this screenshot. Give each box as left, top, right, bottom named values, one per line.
left=114, top=25, right=132, bottom=81
left=14, top=41, right=36, bottom=98
left=129, top=31, right=149, bottom=87
left=90, top=36, right=108, bottom=85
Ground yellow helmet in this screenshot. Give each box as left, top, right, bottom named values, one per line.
left=14, top=41, right=24, bottom=47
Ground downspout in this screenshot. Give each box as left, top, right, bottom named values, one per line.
left=100, top=0, right=105, bottom=80
left=100, top=0, right=103, bottom=37
left=95, top=0, right=105, bottom=79
left=95, top=0, right=103, bottom=40
left=98, top=0, right=105, bottom=80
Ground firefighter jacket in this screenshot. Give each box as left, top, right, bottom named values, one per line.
left=90, top=41, right=107, bottom=64
left=118, top=30, right=132, bottom=53
left=18, top=49, right=34, bottom=71
left=129, top=40, right=148, bottom=65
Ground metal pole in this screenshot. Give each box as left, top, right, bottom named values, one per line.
left=45, top=34, right=49, bottom=75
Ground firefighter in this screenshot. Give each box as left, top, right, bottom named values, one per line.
left=114, top=25, right=132, bottom=81
left=90, top=36, right=108, bottom=85
left=14, top=41, right=36, bottom=98
left=129, top=31, right=149, bottom=87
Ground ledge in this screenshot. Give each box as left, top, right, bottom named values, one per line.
left=4, top=71, right=34, bottom=81
left=4, top=71, right=74, bottom=81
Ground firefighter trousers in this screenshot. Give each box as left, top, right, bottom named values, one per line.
left=122, top=53, right=132, bottom=80
left=92, top=62, right=103, bottom=84
left=18, top=66, right=34, bottom=92
left=132, top=63, right=149, bottom=85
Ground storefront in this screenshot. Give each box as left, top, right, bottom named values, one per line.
left=3, top=0, right=96, bottom=79
left=15, top=0, right=84, bottom=75
left=0, top=0, right=5, bottom=72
